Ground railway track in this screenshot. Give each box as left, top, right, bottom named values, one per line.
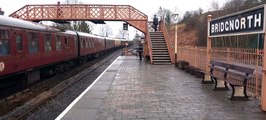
left=0, top=50, right=123, bottom=120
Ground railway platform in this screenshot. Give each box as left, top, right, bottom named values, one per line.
left=56, top=56, right=266, bottom=120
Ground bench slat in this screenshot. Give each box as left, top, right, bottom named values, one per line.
left=228, top=64, right=254, bottom=74
left=211, top=67, right=228, bottom=73
left=210, top=60, right=228, bottom=68
left=226, top=70, right=252, bottom=80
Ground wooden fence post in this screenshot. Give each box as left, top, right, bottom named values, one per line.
left=206, top=15, right=212, bottom=73
left=261, top=33, right=266, bottom=111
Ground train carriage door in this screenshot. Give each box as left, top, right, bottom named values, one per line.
left=13, top=29, right=24, bottom=56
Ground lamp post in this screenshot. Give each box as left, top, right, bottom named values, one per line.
left=159, top=6, right=163, bottom=21
left=172, top=9, right=179, bottom=66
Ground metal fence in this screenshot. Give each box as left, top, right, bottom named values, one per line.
left=177, top=46, right=263, bottom=98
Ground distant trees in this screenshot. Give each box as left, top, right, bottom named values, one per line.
left=156, top=8, right=174, bottom=27
left=99, top=24, right=113, bottom=37
left=180, top=8, right=203, bottom=28
left=73, top=21, right=92, bottom=33
left=117, top=27, right=127, bottom=39
left=53, top=0, right=92, bottom=33
left=176, top=0, right=266, bottom=47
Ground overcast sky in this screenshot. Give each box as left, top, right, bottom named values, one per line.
left=1, top=0, right=226, bottom=39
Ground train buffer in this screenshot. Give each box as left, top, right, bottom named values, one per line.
left=56, top=56, right=266, bottom=120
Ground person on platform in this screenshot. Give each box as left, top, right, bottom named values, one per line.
left=153, top=15, right=159, bottom=31
left=137, top=41, right=143, bottom=60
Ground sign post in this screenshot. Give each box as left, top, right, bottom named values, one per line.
left=205, top=15, right=212, bottom=84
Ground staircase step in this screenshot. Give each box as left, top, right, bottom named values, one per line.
left=151, top=40, right=165, bottom=43
left=151, top=39, right=164, bottom=41
left=150, top=32, right=163, bottom=35
left=152, top=46, right=167, bottom=48
left=152, top=43, right=166, bottom=45
left=153, top=53, right=169, bottom=55
left=151, top=36, right=164, bottom=38
left=152, top=44, right=166, bottom=46
left=152, top=44, right=167, bottom=48
left=152, top=49, right=168, bottom=52
left=151, top=42, right=166, bottom=43
left=153, top=60, right=171, bottom=65
left=153, top=57, right=171, bottom=60
left=153, top=50, right=168, bottom=52
left=153, top=62, right=172, bottom=65
left=151, top=43, right=166, bottom=47
left=152, top=47, right=167, bottom=50
left=153, top=59, right=171, bottom=61
left=153, top=55, right=170, bottom=57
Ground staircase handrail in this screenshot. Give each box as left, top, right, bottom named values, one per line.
left=146, top=30, right=153, bottom=64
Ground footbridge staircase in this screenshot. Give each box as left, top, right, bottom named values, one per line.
left=147, top=21, right=174, bottom=64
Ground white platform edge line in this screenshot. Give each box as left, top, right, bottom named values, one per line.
left=55, top=56, right=120, bottom=120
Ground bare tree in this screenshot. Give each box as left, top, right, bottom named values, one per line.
left=55, top=0, right=92, bottom=33
left=72, top=21, right=92, bottom=33
left=209, top=0, right=220, bottom=11
left=64, top=0, right=82, bottom=4
left=221, top=0, right=245, bottom=14
left=99, top=24, right=113, bottom=37
left=118, top=28, right=127, bottom=39
left=208, top=0, right=220, bottom=17
left=156, top=8, right=173, bottom=25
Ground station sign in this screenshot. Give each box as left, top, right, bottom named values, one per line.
left=123, top=23, right=128, bottom=30
left=209, top=5, right=265, bottom=37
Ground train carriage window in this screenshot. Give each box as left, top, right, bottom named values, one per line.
left=84, top=39, right=87, bottom=48
left=80, top=39, right=84, bottom=48
left=65, top=37, right=69, bottom=48
left=0, top=29, right=9, bottom=56
left=56, top=35, right=62, bottom=51
left=85, top=39, right=88, bottom=48
left=92, top=40, right=95, bottom=48
left=28, top=32, right=39, bottom=54
left=102, top=39, right=105, bottom=46
left=74, top=37, right=78, bottom=49
left=89, top=39, right=92, bottom=48
left=44, top=34, right=52, bottom=52
left=16, top=35, right=22, bottom=51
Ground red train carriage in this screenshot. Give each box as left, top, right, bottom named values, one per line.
left=0, top=15, right=130, bottom=86
left=0, top=15, right=73, bottom=81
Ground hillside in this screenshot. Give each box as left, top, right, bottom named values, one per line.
left=168, top=23, right=199, bottom=47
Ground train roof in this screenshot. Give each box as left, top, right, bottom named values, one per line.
left=78, top=31, right=104, bottom=39
left=62, top=30, right=106, bottom=39
left=62, top=30, right=104, bottom=39
left=0, top=15, right=60, bottom=32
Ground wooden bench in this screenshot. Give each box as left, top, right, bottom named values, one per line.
left=176, top=61, right=189, bottom=70
left=200, top=61, right=220, bottom=84
left=208, top=61, right=255, bottom=100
